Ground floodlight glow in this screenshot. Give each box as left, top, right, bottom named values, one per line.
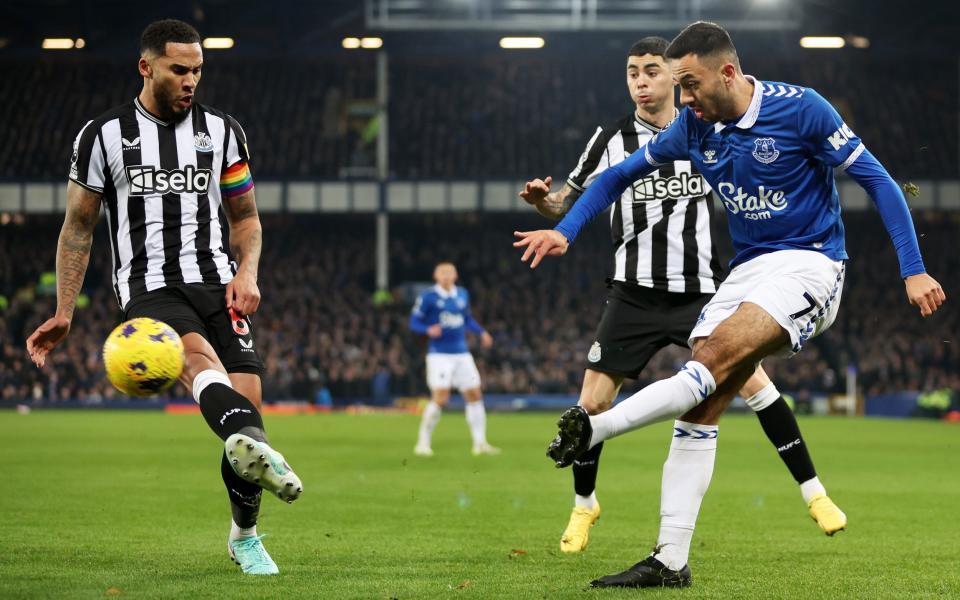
left=848, top=35, right=870, bottom=49
left=360, top=37, right=383, bottom=49
left=202, top=37, right=234, bottom=49
left=799, top=36, right=845, bottom=49
left=342, top=37, right=361, bottom=49
left=75, top=38, right=86, bottom=49
left=499, top=37, right=545, bottom=49
left=42, top=38, right=75, bottom=50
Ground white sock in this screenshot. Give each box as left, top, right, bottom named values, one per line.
left=229, top=519, right=257, bottom=541
left=464, top=401, right=487, bottom=446
left=744, top=381, right=779, bottom=412
left=192, top=369, right=232, bottom=403
left=574, top=491, right=597, bottom=510
left=589, top=361, right=716, bottom=448
left=800, top=476, right=827, bottom=504
left=417, top=401, right=442, bottom=447
left=654, top=420, right=718, bottom=571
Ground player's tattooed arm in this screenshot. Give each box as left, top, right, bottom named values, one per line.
left=224, top=189, right=262, bottom=279
left=224, top=189, right=263, bottom=314
left=538, top=183, right=581, bottom=220
left=56, top=181, right=101, bottom=322
left=520, top=176, right=581, bottom=220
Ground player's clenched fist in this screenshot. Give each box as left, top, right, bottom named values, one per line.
left=904, top=273, right=946, bottom=317
left=513, top=229, right=569, bottom=268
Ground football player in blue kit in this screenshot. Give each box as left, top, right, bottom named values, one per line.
left=409, top=262, right=499, bottom=456
left=514, top=21, right=945, bottom=588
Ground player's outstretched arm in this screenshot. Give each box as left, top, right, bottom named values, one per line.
left=519, top=176, right=580, bottom=220
left=845, top=148, right=946, bottom=317
left=26, top=181, right=101, bottom=367
left=224, top=188, right=262, bottom=316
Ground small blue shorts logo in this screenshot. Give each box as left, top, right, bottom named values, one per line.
left=752, top=137, right=780, bottom=164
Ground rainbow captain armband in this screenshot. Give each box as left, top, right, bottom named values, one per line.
left=220, top=161, right=254, bottom=198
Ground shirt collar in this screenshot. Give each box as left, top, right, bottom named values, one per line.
left=434, top=284, right=456, bottom=298
left=634, top=108, right=678, bottom=133
left=713, top=74, right=763, bottom=134
left=134, top=96, right=175, bottom=127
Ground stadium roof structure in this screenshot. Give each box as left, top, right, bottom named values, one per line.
left=0, top=0, right=957, bottom=56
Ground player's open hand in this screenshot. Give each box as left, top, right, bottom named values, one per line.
left=513, top=229, right=569, bottom=268
left=226, top=270, right=261, bottom=316
left=26, top=315, right=71, bottom=368
left=426, top=324, right=443, bottom=338
left=519, top=176, right=552, bottom=206
left=905, top=273, right=946, bottom=317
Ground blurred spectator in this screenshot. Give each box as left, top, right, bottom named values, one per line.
left=1, top=211, right=955, bottom=403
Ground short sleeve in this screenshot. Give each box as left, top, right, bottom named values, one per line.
left=798, top=88, right=864, bottom=170
left=567, top=126, right=613, bottom=192
left=224, top=115, right=251, bottom=167
left=68, top=120, right=106, bottom=193
left=645, top=110, right=690, bottom=166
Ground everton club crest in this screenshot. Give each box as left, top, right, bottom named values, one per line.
left=752, top=137, right=780, bottom=164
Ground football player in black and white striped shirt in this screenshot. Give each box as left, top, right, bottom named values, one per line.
left=26, top=19, right=301, bottom=576
left=520, top=37, right=844, bottom=561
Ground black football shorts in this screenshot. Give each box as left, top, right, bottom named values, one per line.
left=586, top=280, right=712, bottom=379
left=123, top=283, right=264, bottom=375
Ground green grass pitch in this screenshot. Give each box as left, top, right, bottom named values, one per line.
left=1, top=411, right=959, bottom=599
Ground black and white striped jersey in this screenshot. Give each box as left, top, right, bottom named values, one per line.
left=69, top=97, right=251, bottom=309
left=566, top=111, right=724, bottom=294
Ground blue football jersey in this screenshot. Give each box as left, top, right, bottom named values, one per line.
left=556, top=75, right=925, bottom=279
left=409, top=285, right=485, bottom=354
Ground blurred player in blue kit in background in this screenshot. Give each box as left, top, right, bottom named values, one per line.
left=409, top=262, right=499, bottom=456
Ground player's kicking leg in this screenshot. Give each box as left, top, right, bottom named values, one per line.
left=559, top=368, right=622, bottom=552
left=180, top=334, right=302, bottom=575
left=742, top=367, right=846, bottom=535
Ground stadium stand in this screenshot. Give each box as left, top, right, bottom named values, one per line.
left=2, top=211, right=955, bottom=404
left=0, top=54, right=955, bottom=181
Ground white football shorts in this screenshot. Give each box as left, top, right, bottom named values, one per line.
left=426, top=352, right=482, bottom=392
left=689, top=249, right=846, bottom=357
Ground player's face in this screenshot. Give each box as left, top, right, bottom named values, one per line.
left=141, top=42, right=203, bottom=122
left=625, top=54, right=673, bottom=114
left=671, top=53, right=735, bottom=123
left=433, top=264, right=458, bottom=288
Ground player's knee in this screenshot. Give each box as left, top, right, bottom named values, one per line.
left=680, top=394, right=730, bottom=425
left=579, top=395, right=613, bottom=415
left=431, top=390, right=451, bottom=407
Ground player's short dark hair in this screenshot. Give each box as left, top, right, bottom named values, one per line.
left=665, top=21, right=738, bottom=64
left=627, top=36, right=669, bottom=59
left=140, top=19, right=201, bottom=56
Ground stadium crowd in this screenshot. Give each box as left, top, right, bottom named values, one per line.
left=0, top=54, right=956, bottom=181
left=1, top=210, right=955, bottom=405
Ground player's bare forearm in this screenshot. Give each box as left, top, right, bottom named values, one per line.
left=537, top=184, right=578, bottom=220
left=55, top=182, right=101, bottom=322
left=225, top=189, right=262, bottom=278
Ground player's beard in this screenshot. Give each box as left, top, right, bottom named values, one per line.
left=152, top=85, right=192, bottom=124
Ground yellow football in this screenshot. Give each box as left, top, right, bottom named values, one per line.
left=102, top=318, right=184, bottom=396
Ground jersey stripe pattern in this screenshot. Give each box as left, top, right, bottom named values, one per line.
left=68, top=98, right=250, bottom=309
left=566, top=112, right=723, bottom=294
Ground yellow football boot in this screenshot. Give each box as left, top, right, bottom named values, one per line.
left=808, top=494, right=847, bottom=536
left=560, top=504, right=601, bottom=553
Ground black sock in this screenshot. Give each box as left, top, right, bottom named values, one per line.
left=221, top=452, right=262, bottom=528
left=198, top=382, right=266, bottom=442
left=755, top=397, right=817, bottom=484
left=572, top=441, right=604, bottom=497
